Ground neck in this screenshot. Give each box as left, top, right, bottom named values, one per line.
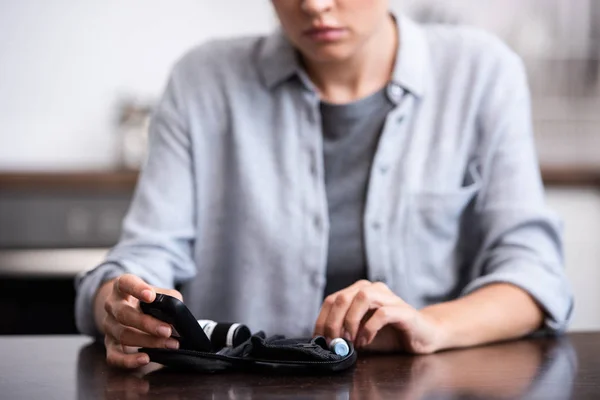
left=302, top=14, right=398, bottom=104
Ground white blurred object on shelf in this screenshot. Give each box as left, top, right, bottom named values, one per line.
left=116, top=97, right=154, bottom=171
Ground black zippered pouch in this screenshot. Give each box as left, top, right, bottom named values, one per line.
left=140, top=332, right=357, bottom=374
left=137, top=294, right=356, bottom=374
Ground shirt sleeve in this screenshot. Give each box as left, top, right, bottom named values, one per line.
left=460, top=49, right=574, bottom=333
left=74, top=67, right=198, bottom=337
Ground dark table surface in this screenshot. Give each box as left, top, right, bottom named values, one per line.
left=0, top=333, right=598, bottom=400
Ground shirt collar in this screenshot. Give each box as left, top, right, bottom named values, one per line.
left=257, top=13, right=431, bottom=99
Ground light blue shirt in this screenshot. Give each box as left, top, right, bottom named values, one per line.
left=75, top=15, right=573, bottom=338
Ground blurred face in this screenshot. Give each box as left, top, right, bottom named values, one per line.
left=271, top=0, right=391, bottom=63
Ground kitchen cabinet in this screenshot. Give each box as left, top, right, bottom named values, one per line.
left=0, top=172, right=136, bottom=334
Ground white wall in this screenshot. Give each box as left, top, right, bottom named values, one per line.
left=547, top=188, right=600, bottom=331
left=0, top=0, right=524, bottom=171
left=0, top=0, right=274, bottom=170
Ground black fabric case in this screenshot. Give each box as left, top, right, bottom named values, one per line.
left=140, top=332, right=357, bottom=374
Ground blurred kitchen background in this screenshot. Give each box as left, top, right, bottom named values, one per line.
left=0, top=0, right=599, bottom=334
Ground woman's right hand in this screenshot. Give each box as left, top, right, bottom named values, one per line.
left=94, top=274, right=183, bottom=369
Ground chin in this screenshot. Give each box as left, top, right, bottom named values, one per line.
left=300, top=44, right=357, bottom=64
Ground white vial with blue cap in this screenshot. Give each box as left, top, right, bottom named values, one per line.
left=329, top=338, right=350, bottom=357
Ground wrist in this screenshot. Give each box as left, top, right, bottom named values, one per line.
left=420, top=304, right=455, bottom=352
left=93, top=278, right=117, bottom=334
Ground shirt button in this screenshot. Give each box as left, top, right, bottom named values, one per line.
left=388, top=83, right=403, bottom=102
left=312, top=272, right=323, bottom=287
left=314, top=215, right=323, bottom=230
left=374, top=276, right=388, bottom=284
left=372, top=221, right=381, bottom=231
left=379, top=165, right=389, bottom=174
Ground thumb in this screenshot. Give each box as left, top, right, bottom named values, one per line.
left=154, top=287, right=184, bottom=302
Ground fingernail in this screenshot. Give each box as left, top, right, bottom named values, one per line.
left=141, top=290, right=153, bottom=302
left=137, top=355, right=149, bottom=365
left=166, top=339, right=179, bottom=350
left=157, top=326, right=171, bottom=337
left=343, top=331, right=352, bottom=342
left=357, top=337, right=366, bottom=348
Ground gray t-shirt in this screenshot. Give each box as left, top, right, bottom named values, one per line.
left=321, top=87, right=395, bottom=297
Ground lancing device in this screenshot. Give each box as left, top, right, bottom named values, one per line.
left=197, top=320, right=252, bottom=348
left=329, top=338, right=350, bottom=357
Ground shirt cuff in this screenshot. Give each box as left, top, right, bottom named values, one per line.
left=460, top=261, right=574, bottom=333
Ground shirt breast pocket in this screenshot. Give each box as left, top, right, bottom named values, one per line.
left=402, top=162, right=482, bottom=299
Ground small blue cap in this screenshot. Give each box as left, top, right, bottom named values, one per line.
left=329, top=338, right=350, bottom=357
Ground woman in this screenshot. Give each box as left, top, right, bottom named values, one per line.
left=76, top=0, right=573, bottom=368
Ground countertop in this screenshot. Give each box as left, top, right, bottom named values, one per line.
left=0, top=333, right=596, bottom=399
left=1, top=167, right=600, bottom=191
left=0, top=171, right=139, bottom=192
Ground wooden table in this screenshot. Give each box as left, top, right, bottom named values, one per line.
left=0, top=333, right=598, bottom=399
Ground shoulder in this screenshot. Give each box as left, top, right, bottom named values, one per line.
left=168, top=35, right=267, bottom=90
left=423, top=23, right=522, bottom=66
left=179, top=36, right=263, bottom=68
left=415, top=23, right=533, bottom=153
left=422, top=23, right=526, bottom=85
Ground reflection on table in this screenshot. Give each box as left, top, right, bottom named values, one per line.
left=77, top=336, right=576, bottom=400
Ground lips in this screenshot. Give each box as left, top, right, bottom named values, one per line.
left=304, top=26, right=347, bottom=42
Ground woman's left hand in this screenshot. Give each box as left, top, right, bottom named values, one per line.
left=313, top=280, right=445, bottom=354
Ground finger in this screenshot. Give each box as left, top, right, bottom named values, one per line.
left=105, top=336, right=150, bottom=369
left=105, top=304, right=173, bottom=338
left=323, top=291, right=356, bottom=340
left=104, top=316, right=179, bottom=350
left=343, top=288, right=379, bottom=342
left=323, top=280, right=372, bottom=340
left=358, top=306, right=414, bottom=347
left=313, top=295, right=335, bottom=338
left=344, top=283, right=403, bottom=342
left=314, top=280, right=371, bottom=338
left=115, top=274, right=155, bottom=303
